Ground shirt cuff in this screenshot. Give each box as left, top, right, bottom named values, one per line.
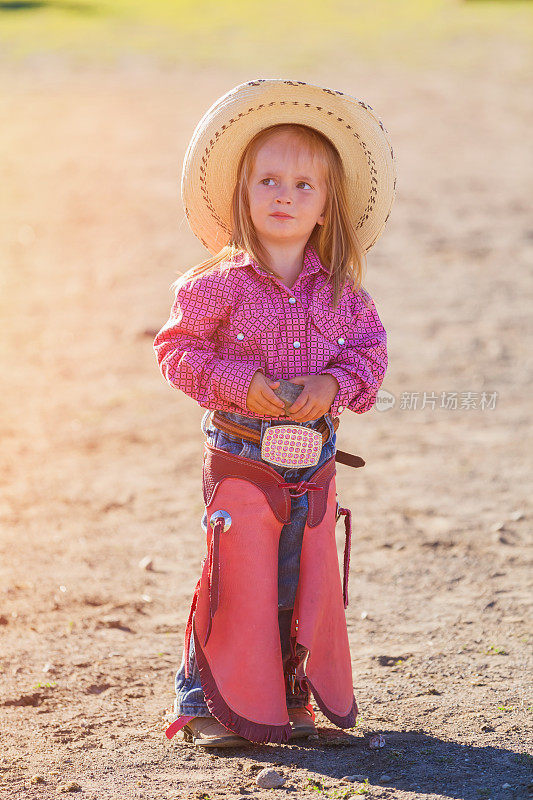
left=321, top=366, right=363, bottom=416
left=211, top=360, right=264, bottom=412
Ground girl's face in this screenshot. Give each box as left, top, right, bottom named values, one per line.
left=246, top=130, right=327, bottom=250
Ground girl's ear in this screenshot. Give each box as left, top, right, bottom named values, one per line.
left=317, top=209, right=326, bottom=226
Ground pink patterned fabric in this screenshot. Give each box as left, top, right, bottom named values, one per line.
left=153, top=243, right=387, bottom=418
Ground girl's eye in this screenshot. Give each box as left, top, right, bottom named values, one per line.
left=260, top=178, right=312, bottom=189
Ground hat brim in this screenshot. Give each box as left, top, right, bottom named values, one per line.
left=181, top=78, right=396, bottom=255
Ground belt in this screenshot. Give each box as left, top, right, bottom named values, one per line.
left=210, top=411, right=365, bottom=469
left=211, top=410, right=338, bottom=447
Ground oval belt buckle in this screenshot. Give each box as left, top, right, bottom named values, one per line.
left=261, top=424, right=323, bottom=468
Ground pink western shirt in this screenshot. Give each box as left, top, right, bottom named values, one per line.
left=153, top=244, right=388, bottom=419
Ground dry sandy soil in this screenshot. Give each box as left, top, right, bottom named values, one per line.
left=0, top=49, right=532, bottom=800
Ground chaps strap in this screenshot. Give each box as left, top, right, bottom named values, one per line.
left=337, top=506, right=352, bottom=608
left=202, top=442, right=336, bottom=527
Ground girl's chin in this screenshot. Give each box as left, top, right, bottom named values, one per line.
left=260, top=233, right=302, bottom=245
left=259, top=224, right=302, bottom=238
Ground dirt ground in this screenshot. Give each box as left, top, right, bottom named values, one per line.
left=1, top=48, right=532, bottom=800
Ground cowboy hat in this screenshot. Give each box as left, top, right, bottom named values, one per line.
left=181, top=78, right=396, bottom=254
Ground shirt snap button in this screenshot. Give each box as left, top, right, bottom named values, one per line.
left=236, top=333, right=244, bottom=341
left=337, top=337, right=345, bottom=345
left=338, top=406, right=344, bottom=413
left=293, top=340, right=301, bottom=348
left=288, top=297, right=296, bottom=304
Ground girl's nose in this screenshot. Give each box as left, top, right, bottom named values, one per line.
left=276, top=188, right=292, bottom=204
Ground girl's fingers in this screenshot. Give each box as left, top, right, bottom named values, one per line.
left=263, top=387, right=285, bottom=409
left=253, top=403, right=279, bottom=417
left=288, top=392, right=308, bottom=414
left=289, top=398, right=315, bottom=422
left=263, top=378, right=286, bottom=408
left=253, top=396, right=283, bottom=416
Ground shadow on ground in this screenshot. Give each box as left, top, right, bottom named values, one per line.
left=201, top=728, right=531, bottom=799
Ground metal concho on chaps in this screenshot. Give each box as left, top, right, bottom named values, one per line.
left=178, top=442, right=357, bottom=744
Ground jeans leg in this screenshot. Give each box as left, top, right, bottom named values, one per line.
left=277, top=491, right=309, bottom=610
left=277, top=426, right=336, bottom=709
left=173, top=444, right=212, bottom=718
left=173, top=614, right=211, bottom=717
left=277, top=431, right=336, bottom=611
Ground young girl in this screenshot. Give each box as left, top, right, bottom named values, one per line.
left=154, top=79, right=396, bottom=748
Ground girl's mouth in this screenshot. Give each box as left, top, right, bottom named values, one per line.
left=270, top=213, right=294, bottom=219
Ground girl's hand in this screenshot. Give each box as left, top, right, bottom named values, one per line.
left=285, top=374, right=340, bottom=423
left=246, top=371, right=286, bottom=417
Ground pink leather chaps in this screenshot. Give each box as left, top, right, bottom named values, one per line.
left=165, top=442, right=356, bottom=744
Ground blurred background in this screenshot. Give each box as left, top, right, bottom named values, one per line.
left=1, top=2, right=531, bottom=798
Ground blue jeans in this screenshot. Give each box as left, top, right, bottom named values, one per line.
left=174, top=409, right=337, bottom=716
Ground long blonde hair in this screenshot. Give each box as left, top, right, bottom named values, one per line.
left=172, top=123, right=367, bottom=309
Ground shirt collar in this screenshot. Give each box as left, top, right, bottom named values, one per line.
left=235, top=243, right=328, bottom=280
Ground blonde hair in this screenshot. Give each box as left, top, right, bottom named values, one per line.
left=172, top=123, right=367, bottom=309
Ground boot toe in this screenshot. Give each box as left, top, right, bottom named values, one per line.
left=288, top=707, right=317, bottom=739
left=183, top=716, right=251, bottom=748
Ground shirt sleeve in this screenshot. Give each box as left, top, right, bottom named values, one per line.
left=153, top=271, right=264, bottom=413
left=321, top=288, right=388, bottom=415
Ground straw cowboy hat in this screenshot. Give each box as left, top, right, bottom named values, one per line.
left=181, top=78, right=396, bottom=255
